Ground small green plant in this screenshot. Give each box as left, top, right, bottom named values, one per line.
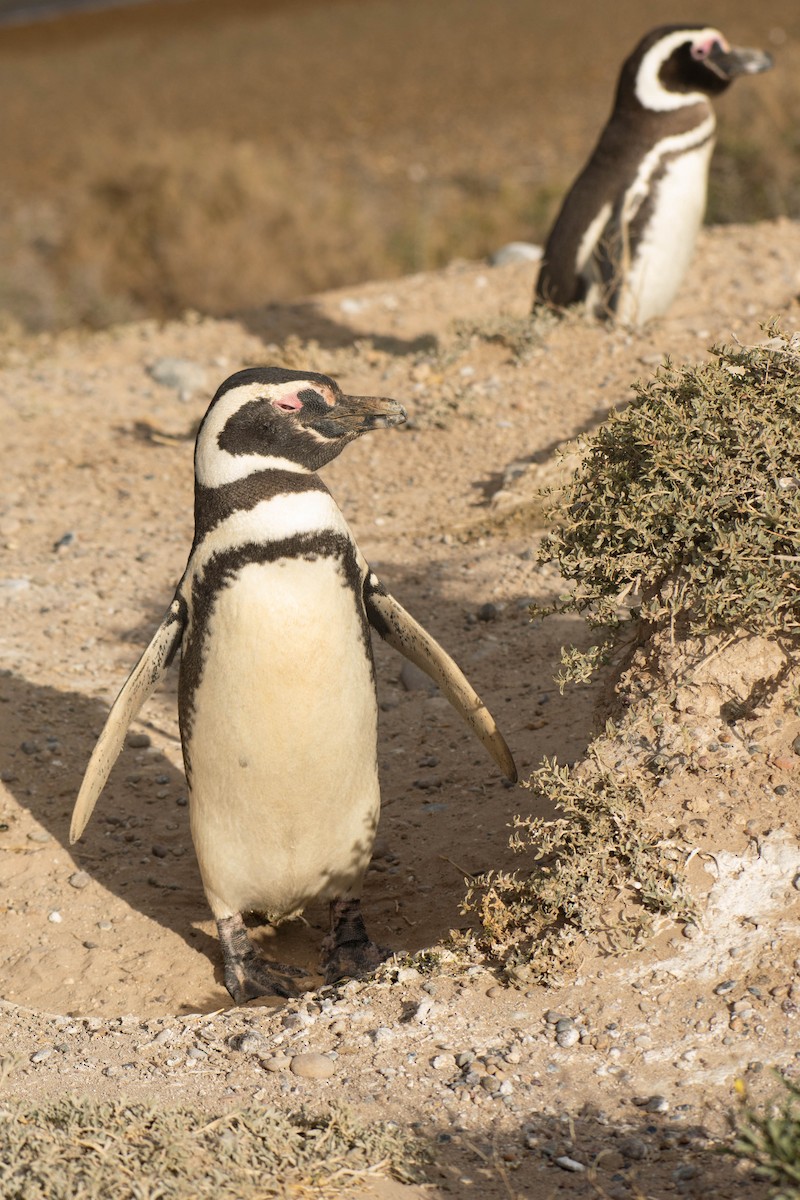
left=731, top=1075, right=800, bottom=1199
left=540, top=327, right=800, bottom=668
left=462, top=755, right=696, bottom=984
left=0, top=1099, right=428, bottom=1199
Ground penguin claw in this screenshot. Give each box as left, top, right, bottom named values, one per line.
left=323, top=940, right=392, bottom=986
left=216, top=912, right=308, bottom=1004
left=224, top=958, right=303, bottom=1005
left=321, top=898, right=393, bottom=984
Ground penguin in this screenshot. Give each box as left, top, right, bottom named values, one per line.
left=70, top=367, right=517, bottom=1004
left=533, top=25, right=772, bottom=326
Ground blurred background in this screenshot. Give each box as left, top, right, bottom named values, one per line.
left=0, top=0, right=797, bottom=332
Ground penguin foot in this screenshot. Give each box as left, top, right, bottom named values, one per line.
left=321, top=898, right=392, bottom=985
left=216, top=914, right=303, bottom=1004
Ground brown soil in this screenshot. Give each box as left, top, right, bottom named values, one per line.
left=1, top=219, right=800, bottom=1197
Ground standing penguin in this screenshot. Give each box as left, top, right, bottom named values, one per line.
left=533, top=26, right=772, bottom=326
left=71, top=367, right=517, bottom=1004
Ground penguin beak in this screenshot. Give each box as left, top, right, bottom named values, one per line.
left=326, top=394, right=407, bottom=434
left=707, top=43, right=773, bottom=80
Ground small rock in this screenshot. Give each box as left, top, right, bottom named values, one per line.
left=261, top=1054, right=291, bottom=1072
left=682, top=923, right=700, bottom=940
left=229, top=1030, right=268, bottom=1055
left=554, top=1156, right=585, bottom=1173
left=399, top=661, right=436, bottom=693
left=27, top=831, right=51, bottom=843
left=480, top=1075, right=501, bottom=1093
left=151, top=844, right=169, bottom=859
left=153, top=1028, right=175, bottom=1046
left=30, top=1048, right=53, bottom=1063
left=414, top=998, right=435, bottom=1024
left=290, top=1052, right=335, bottom=1080
left=47, top=911, right=62, bottom=924
left=545, top=1010, right=567, bottom=1024
left=556, top=1026, right=580, bottom=1048
left=396, top=967, right=420, bottom=983
left=21, top=741, right=40, bottom=755
left=489, top=242, right=543, bottom=267
left=431, top=1054, right=452, bottom=1071
left=69, top=871, right=91, bottom=889
left=126, top=732, right=151, bottom=750
left=714, top=980, right=737, bottom=996
left=477, top=602, right=499, bottom=622
left=619, top=1137, right=647, bottom=1161
left=645, top=1095, right=669, bottom=1114
left=148, top=357, right=207, bottom=398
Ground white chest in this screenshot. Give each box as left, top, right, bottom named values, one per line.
left=184, top=554, right=380, bottom=921
left=617, top=133, right=714, bottom=325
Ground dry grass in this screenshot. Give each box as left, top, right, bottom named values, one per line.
left=0, top=1098, right=428, bottom=1199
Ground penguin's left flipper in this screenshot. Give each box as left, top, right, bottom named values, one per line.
left=364, top=574, right=518, bottom=783
left=70, top=599, right=186, bottom=844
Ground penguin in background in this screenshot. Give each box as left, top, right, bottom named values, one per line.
left=71, top=367, right=517, bottom=1004
left=533, top=25, right=772, bottom=326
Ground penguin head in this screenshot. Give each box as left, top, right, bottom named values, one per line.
left=622, top=26, right=772, bottom=113
left=195, top=366, right=406, bottom=485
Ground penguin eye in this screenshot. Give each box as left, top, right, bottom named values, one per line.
left=691, top=39, right=717, bottom=61
left=270, top=393, right=304, bottom=414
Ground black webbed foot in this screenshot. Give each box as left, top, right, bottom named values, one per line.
left=217, top=913, right=306, bottom=1003
left=321, top=898, right=392, bottom=985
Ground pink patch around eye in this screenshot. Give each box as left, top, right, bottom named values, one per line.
left=272, top=393, right=304, bottom=412
left=691, top=34, right=727, bottom=59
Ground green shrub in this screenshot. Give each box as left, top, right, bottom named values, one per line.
left=461, top=756, right=696, bottom=984
left=731, top=1076, right=800, bottom=1199
left=540, top=327, right=800, bottom=641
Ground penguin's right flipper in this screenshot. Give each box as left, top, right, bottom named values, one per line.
left=70, top=599, right=186, bottom=844
left=363, top=574, right=517, bottom=783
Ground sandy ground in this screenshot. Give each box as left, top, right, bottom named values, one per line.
left=1, top=221, right=800, bottom=1197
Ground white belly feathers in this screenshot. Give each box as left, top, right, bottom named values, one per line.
left=187, top=553, right=379, bottom=922
left=617, top=137, right=714, bottom=325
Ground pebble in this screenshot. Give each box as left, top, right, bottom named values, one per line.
left=290, top=1053, right=335, bottom=1080
left=47, top=911, right=62, bottom=924
left=69, top=871, right=91, bottom=889
left=489, top=242, right=543, bottom=267
left=545, top=1010, right=567, bottom=1024
left=619, top=1137, right=647, bottom=1160
left=554, top=1156, right=585, bottom=1173
left=399, top=660, right=436, bottom=693
left=682, top=923, right=700, bottom=940
left=148, top=357, right=207, bottom=399
left=30, top=1048, right=53, bottom=1063
left=27, top=831, right=51, bottom=843
left=151, top=844, right=169, bottom=859
left=645, top=1095, right=669, bottom=1114
left=556, top=1026, right=580, bottom=1048
left=229, top=1030, right=268, bottom=1055
left=714, top=980, right=737, bottom=995
left=477, top=602, right=499, bottom=622
left=261, top=1055, right=291, bottom=1073
left=126, top=732, right=151, bottom=749
left=396, top=967, right=420, bottom=984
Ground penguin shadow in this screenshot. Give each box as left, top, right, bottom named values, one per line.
left=235, top=299, right=437, bottom=357
left=0, top=670, right=232, bottom=998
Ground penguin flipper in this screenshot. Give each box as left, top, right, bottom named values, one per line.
left=70, top=600, right=186, bottom=844
left=364, top=576, right=517, bottom=783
